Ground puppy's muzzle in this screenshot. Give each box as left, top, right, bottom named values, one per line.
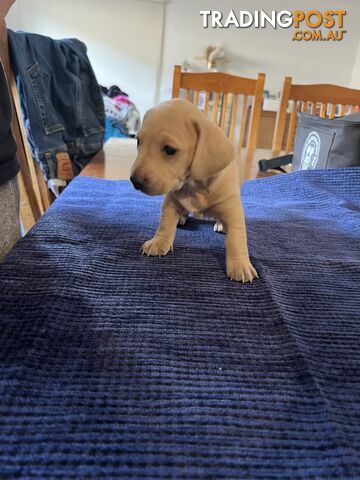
left=130, top=175, right=147, bottom=192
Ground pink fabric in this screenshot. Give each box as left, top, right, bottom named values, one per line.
left=113, top=95, right=132, bottom=106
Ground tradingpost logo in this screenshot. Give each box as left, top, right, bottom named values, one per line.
left=200, top=10, right=347, bottom=42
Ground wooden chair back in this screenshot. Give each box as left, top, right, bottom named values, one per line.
left=0, top=19, right=50, bottom=230
left=272, top=76, right=360, bottom=156
left=172, top=65, right=265, bottom=153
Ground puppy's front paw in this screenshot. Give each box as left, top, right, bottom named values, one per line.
left=141, top=236, right=173, bottom=257
left=226, top=258, right=258, bottom=283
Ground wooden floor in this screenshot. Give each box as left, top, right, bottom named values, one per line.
left=81, top=139, right=137, bottom=180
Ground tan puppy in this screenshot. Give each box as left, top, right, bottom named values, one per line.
left=130, top=99, right=257, bottom=283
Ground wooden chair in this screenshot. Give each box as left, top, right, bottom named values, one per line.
left=0, top=19, right=51, bottom=231
left=172, top=66, right=265, bottom=172
left=272, top=76, right=360, bottom=157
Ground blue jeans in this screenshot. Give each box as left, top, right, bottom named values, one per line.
left=8, top=30, right=105, bottom=183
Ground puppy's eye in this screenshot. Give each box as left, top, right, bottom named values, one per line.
left=163, top=145, right=177, bottom=156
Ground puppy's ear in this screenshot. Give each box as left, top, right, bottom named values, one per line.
left=191, top=115, right=235, bottom=180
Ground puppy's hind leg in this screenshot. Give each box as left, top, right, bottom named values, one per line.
left=178, top=213, right=189, bottom=227
left=214, top=221, right=225, bottom=234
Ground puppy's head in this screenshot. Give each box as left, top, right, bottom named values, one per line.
left=130, top=99, right=234, bottom=195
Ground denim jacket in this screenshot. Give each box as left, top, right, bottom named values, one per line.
left=8, top=30, right=105, bottom=190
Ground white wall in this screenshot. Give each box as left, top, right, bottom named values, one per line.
left=350, top=42, right=360, bottom=89
left=6, top=0, right=360, bottom=114
left=160, top=0, right=360, bottom=100
left=6, top=1, right=20, bottom=27
left=6, top=0, right=165, bottom=116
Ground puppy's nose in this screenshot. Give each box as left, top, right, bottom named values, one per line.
left=130, top=175, right=145, bottom=191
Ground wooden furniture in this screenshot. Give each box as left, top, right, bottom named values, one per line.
left=272, top=76, right=360, bottom=156
left=243, top=109, right=292, bottom=151
left=172, top=65, right=265, bottom=177
left=0, top=19, right=50, bottom=231
left=255, top=110, right=278, bottom=149
left=80, top=138, right=281, bottom=181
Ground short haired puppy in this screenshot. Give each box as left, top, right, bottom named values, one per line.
left=130, top=99, right=257, bottom=283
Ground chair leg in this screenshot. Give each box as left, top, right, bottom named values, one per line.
left=272, top=76, right=292, bottom=157
left=18, top=171, right=36, bottom=233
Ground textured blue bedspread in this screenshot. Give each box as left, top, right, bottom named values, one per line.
left=0, top=169, right=360, bottom=479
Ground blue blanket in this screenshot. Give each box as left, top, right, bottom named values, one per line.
left=1, top=169, right=359, bottom=479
